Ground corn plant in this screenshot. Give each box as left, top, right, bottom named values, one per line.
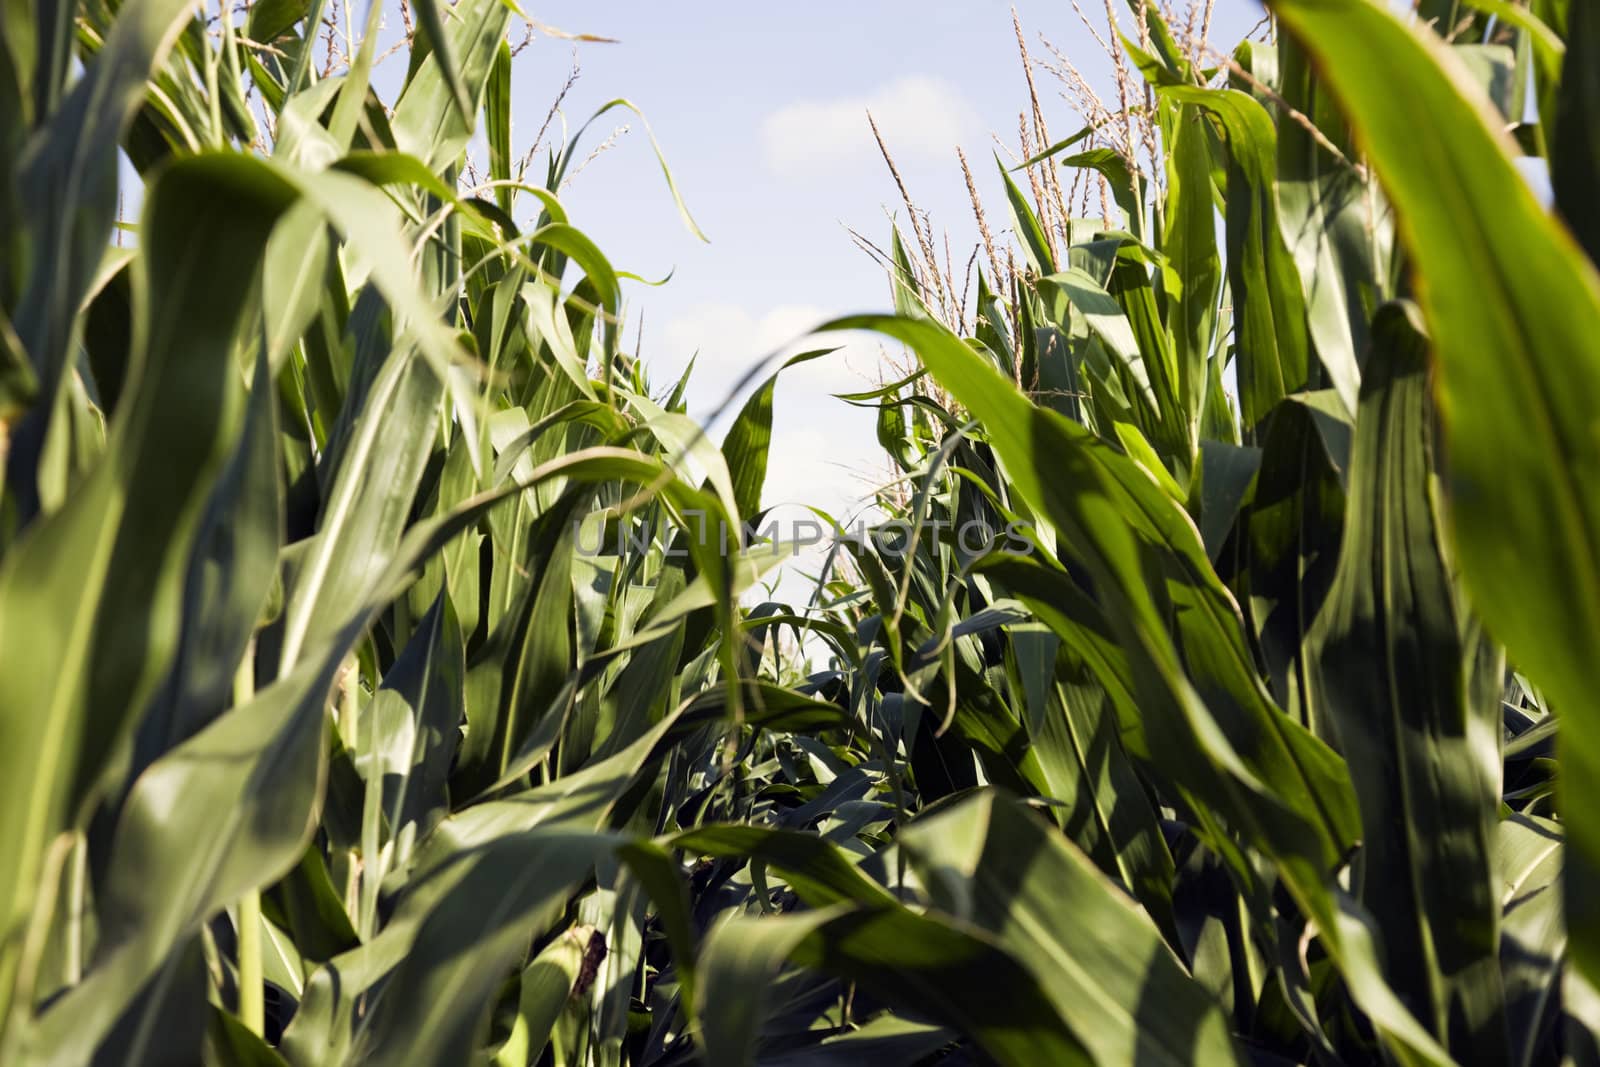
left=726, top=1, right=1595, bottom=1064
left=0, top=0, right=846, bottom=1062
left=4, top=0, right=1600, bottom=1064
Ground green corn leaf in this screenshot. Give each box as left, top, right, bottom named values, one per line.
left=409, top=0, right=474, bottom=122
left=205, top=1005, right=290, bottom=1067
left=277, top=339, right=443, bottom=671
left=0, top=154, right=296, bottom=1032
left=20, top=648, right=338, bottom=1066
left=18, top=444, right=707, bottom=1061
left=104, top=939, right=211, bottom=1067
left=0, top=306, right=35, bottom=419
left=720, top=348, right=835, bottom=520
left=1056, top=148, right=1143, bottom=236
left=1000, top=616, right=1180, bottom=937
left=244, top=0, right=305, bottom=43
left=348, top=832, right=616, bottom=1066
left=821, top=313, right=1359, bottom=882
left=250, top=157, right=480, bottom=466
left=1269, top=0, right=1600, bottom=1005
left=674, top=825, right=1093, bottom=1067
left=6, top=0, right=202, bottom=512
left=135, top=350, right=283, bottom=775
left=1160, top=86, right=1312, bottom=434
left=996, top=153, right=1055, bottom=276
left=1271, top=35, right=1385, bottom=418
left=1238, top=392, right=1349, bottom=732
left=354, top=594, right=466, bottom=931
left=323, top=0, right=386, bottom=153
left=697, top=907, right=845, bottom=1067
left=485, top=37, right=514, bottom=214
left=702, top=901, right=1095, bottom=1067
left=559, top=99, right=708, bottom=242
left=1193, top=440, right=1261, bottom=557
left=1040, top=268, right=1161, bottom=424
left=899, top=791, right=1243, bottom=1066
left=1305, top=302, right=1506, bottom=1062
left=459, top=493, right=583, bottom=791
left=283, top=724, right=685, bottom=1061
left=490, top=928, right=593, bottom=1067
left=1553, top=0, right=1599, bottom=264
left=390, top=0, right=512, bottom=171
left=1161, top=103, right=1223, bottom=451
left=823, top=311, right=1462, bottom=1065
left=1497, top=815, right=1564, bottom=1067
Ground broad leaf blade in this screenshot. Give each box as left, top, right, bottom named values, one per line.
left=1270, top=0, right=1600, bottom=1000
left=1306, top=302, right=1505, bottom=1061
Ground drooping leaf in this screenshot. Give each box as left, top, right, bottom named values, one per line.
left=822, top=313, right=1358, bottom=885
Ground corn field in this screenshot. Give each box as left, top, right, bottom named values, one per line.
left=1, top=0, right=1597, bottom=1063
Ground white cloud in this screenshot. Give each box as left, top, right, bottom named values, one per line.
left=752, top=424, right=889, bottom=612
left=659, top=301, right=893, bottom=408
left=1515, top=156, right=1553, bottom=208
left=656, top=300, right=898, bottom=558
left=760, top=76, right=980, bottom=176
left=761, top=426, right=886, bottom=516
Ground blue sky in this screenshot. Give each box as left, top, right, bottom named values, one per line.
left=493, top=1, right=1268, bottom=532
